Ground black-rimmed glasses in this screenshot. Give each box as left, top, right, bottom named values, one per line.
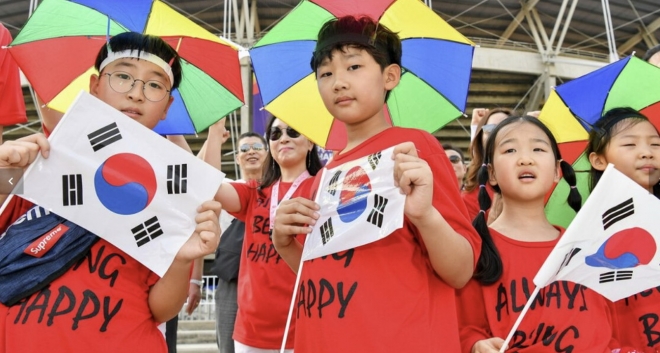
left=269, top=127, right=301, bottom=141
left=448, top=155, right=462, bottom=164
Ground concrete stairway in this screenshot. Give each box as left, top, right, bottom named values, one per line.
left=177, top=320, right=219, bottom=353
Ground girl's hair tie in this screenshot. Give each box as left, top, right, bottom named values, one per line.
left=479, top=184, right=486, bottom=189
left=570, top=185, right=577, bottom=189
left=479, top=210, right=486, bottom=214
left=481, top=163, right=487, bottom=167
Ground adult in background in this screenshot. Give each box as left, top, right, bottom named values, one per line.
left=442, top=143, right=467, bottom=190
left=462, top=108, right=511, bottom=222
left=203, top=120, right=268, bottom=353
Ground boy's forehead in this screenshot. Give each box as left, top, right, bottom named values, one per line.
left=105, top=58, right=169, bottom=80
left=100, top=49, right=174, bottom=86
left=320, top=46, right=366, bottom=65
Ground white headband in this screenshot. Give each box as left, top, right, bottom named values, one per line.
left=99, top=49, right=175, bottom=88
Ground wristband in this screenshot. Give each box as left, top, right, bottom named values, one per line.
left=190, top=279, right=203, bottom=286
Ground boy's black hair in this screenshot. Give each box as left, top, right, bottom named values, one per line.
left=643, top=43, right=660, bottom=62
left=94, top=32, right=182, bottom=90
left=473, top=116, right=582, bottom=285
left=586, top=107, right=660, bottom=197
left=310, top=16, right=402, bottom=100
left=259, top=115, right=322, bottom=192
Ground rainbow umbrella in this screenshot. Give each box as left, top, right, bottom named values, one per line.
left=249, top=0, right=474, bottom=148
left=539, top=55, right=660, bottom=227
left=7, top=0, right=244, bottom=135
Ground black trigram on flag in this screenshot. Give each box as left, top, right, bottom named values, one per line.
left=167, top=164, right=188, bottom=194
left=599, top=270, right=633, bottom=283
left=555, top=247, right=582, bottom=275
left=327, top=170, right=342, bottom=196
left=368, top=151, right=382, bottom=170
left=367, top=194, right=388, bottom=228
left=132, top=216, right=164, bottom=247
left=62, top=174, right=83, bottom=206
left=320, top=218, right=334, bottom=245
left=602, top=198, right=634, bottom=230
left=88, top=122, right=122, bottom=152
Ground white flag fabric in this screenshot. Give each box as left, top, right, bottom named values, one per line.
left=19, top=91, right=224, bottom=277
left=302, top=146, right=405, bottom=261
left=534, top=164, right=660, bottom=301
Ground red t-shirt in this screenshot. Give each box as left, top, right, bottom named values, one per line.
left=0, top=24, right=27, bottom=126
left=229, top=178, right=313, bottom=349
left=457, top=227, right=620, bottom=353
left=613, top=289, right=660, bottom=352
left=1, top=240, right=164, bottom=353
left=462, top=185, right=495, bottom=222
left=294, top=127, right=481, bottom=352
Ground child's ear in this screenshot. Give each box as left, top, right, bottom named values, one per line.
left=162, top=95, right=175, bottom=120
left=89, top=74, right=100, bottom=96
left=383, top=64, right=401, bottom=91
left=487, top=163, right=498, bottom=186
left=588, top=152, right=608, bottom=171
left=554, top=160, right=561, bottom=183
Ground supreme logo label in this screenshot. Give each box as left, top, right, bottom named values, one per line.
left=23, top=223, right=70, bottom=258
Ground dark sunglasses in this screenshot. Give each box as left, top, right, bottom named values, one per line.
left=238, top=143, right=265, bottom=153
left=448, top=155, right=462, bottom=164
left=269, top=126, right=301, bottom=141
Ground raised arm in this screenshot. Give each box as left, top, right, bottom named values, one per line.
left=392, top=141, right=475, bottom=288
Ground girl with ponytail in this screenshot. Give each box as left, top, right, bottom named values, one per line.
left=456, top=116, right=622, bottom=352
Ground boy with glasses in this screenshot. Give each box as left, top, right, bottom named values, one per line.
left=0, top=32, right=221, bottom=353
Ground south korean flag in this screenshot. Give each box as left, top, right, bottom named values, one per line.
left=534, top=164, right=660, bottom=302
left=302, top=146, right=405, bottom=261
left=19, top=92, right=224, bottom=276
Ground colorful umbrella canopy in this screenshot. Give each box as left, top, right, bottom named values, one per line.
left=539, top=55, right=660, bottom=227
left=8, top=0, right=244, bottom=135
left=249, top=0, right=474, bottom=148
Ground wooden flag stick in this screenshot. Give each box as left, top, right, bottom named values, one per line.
left=499, top=285, right=541, bottom=352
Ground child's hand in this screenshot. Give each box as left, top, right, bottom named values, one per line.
left=392, top=142, right=433, bottom=221
left=272, top=197, right=319, bottom=250
left=471, top=337, right=506, bottom=353
left=176, top=200, right=222, bottom=261
left=0, top=133, right=50, bottom=168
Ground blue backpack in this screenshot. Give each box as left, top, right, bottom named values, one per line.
left=0, top=206, right=98, bottom=306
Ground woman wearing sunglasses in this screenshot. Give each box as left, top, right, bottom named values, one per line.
left=211, top=116, right=322, bottom=353
left=442, top=143, right=467, bottom=190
